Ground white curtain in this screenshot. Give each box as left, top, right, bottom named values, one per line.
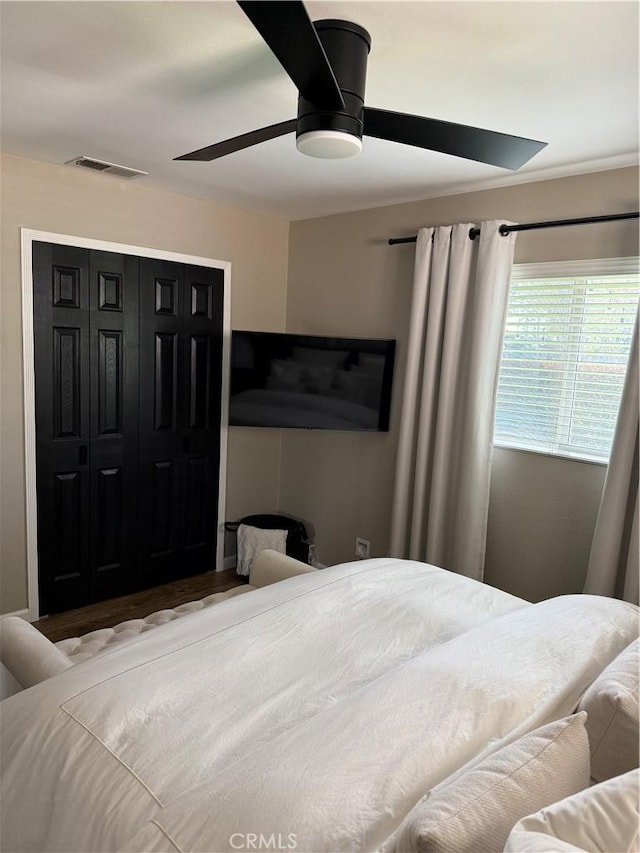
left=389, top=221, right=517, bottom=580
left=583, top=308, right=639, bottom=604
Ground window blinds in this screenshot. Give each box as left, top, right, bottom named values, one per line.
left=495, top=269, right=639, bottom=460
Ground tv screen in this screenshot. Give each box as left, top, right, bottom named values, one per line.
left=229, top=331, right=395, bottom=431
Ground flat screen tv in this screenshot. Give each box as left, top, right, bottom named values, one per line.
left=229, top=331, right=395, bottom=431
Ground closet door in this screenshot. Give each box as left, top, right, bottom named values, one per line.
left=33, top=243, right=224, bottom=613
left=33, top=244, right=139, bottom=613
left=34, top=243, right=91, bottom=614
left=138, top=259, right=223, bottom=587
left=181, top=263, right=224, bottom=575
left=87, top=250, right=139, bottom=603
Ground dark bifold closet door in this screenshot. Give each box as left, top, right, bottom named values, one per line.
left=33, top=243, right=139, bottom=614
left=33, top=243, right=224, bottom=615
left=137, top=259, right=224, bottom=587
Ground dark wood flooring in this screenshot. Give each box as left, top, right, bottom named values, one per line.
left=33, top=570, right=243, bottom=643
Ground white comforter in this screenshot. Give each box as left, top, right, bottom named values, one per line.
left=1, top=559, right=637, bottom=853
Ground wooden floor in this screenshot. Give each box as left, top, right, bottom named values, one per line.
left=33, top=570, right=243, bottom=643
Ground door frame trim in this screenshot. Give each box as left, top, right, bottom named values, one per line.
left=21, top=228, right=232, bottom=621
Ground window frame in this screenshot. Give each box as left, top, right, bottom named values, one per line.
left=494, top=255, right=639, bottom=466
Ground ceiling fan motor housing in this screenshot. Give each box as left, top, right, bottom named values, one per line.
left=297, top=19, right=371, bottom=142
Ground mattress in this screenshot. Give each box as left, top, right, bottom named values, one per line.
left=1, top=558, right=637, bottom=852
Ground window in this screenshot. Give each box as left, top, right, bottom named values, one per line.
left=494, top=257, right=639, bottom=462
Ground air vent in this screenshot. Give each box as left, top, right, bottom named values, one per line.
left=66, top=156, right=148, bottom=180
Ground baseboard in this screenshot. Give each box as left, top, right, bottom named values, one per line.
left=220, top=555, right=323, bottom=571
left=0, top=608, right=30, bottom=622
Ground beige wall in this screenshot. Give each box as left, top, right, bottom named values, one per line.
left=283, top=167, right=638, bottom=600
left=2, top=157, right=637, bottom=613
left=0, top=153, right=290, bottom=613
left=486, top=448, right=606, bottom=601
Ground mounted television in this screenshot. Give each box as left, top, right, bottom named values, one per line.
left=229, top=331, right=395, bottom=431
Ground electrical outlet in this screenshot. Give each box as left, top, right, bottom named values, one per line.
left=355, top=537, right=370, bottom=559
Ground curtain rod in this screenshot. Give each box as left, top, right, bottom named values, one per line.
left=388, top=211, right=640, bottom=245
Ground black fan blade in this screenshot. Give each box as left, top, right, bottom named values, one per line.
left=237, top=1, right=344, bottom=110
left=364, top=107, right=547, bottom=170
left=175, top=118, right=297, bottom=161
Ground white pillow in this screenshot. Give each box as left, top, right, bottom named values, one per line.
left=505, top=769, right=639, bottom=853
left=0, top=616, right=73, bottom=687
left=396, top=713, right=590, bottom=853
left=578, top=638, right=639, bottom=782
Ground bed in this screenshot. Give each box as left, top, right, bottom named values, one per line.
left=0, top=558, right=637, bottom=852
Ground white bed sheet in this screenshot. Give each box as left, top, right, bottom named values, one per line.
left=1, top=559, right=637, bottom=853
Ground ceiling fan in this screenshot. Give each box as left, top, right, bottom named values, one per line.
left=175, top=0, right=547, bottom=169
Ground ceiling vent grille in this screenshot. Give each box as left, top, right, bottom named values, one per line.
left=66, top=156, right=148, bottom=180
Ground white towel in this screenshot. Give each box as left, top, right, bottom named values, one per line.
left=236, top=524, right=288, bottom=577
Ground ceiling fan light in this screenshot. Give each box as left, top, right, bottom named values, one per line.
left=296, top=130, right=362, bottom=159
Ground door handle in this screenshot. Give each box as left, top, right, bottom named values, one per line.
left=78, top=445, right=88, bottom=466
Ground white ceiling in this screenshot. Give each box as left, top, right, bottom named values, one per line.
left=1, top=1, right=638, bottom=220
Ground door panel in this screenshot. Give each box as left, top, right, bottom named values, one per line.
left=97, top=330, right=122, bottom=435
left=155, top=276, right=178, bottom=316
left=150, top=460, right=179, bottom=557
left=189, top=334, right=211, bottom=428
left=52, top=264, right=81, bottom=308
left=52, top=471, right=83, bottom=581
left=53, top=327, right=82, bottom=438
left=184, top=455, right=207, bottom=549
left=95, top=466, right=122, bottom=566
left=154, top=331, right=179, bottom=431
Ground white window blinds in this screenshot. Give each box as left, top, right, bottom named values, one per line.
left=494, top=258, right=639, bottom=461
